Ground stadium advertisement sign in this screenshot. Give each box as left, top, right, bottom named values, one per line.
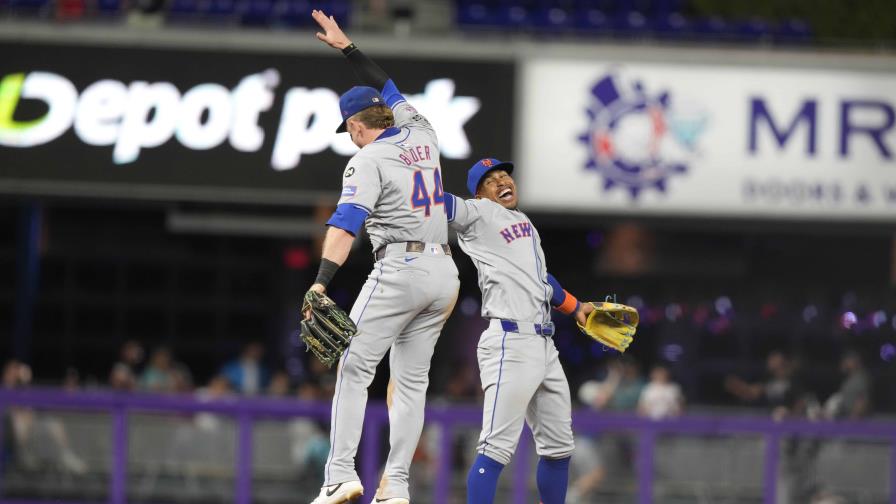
left=519, top=59, right=896, bottom=221
left=0, top=42, right=514, bottom=202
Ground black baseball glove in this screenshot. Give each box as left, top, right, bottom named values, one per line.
left=300, top=290, right=358, bottom=368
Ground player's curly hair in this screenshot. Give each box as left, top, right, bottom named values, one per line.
left=351, top=105, right=394, bottom=130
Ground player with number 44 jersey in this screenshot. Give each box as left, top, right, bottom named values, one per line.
left=307, top=9, right=459, bottom=504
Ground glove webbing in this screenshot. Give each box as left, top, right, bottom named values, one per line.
left=301, top=291, right=357, bottom=368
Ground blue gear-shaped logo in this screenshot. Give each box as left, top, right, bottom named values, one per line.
left=579, top=72, right=707, bottom=199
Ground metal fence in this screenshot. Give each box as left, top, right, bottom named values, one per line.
left=1, top=388, right=894, bottom=504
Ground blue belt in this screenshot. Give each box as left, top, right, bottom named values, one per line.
left=500, top=320, right=555, bottom=337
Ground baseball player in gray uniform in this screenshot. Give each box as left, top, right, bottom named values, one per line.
left=445, top=158, right=595, bottom=504
left=308, top=10, right=459, bottom=504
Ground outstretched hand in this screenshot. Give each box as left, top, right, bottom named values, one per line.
left=303, top=283, right=327, bottom=320
left=575, top=302, right=594, bottom=326
left=312, top=9, right=352, bottom=50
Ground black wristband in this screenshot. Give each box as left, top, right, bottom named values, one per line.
left=314, top=258, right=341, bottom=287
left=341, top=44, right=390, bottom=89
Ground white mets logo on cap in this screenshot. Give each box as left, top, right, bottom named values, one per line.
left=579, top=70, right=708, bottom=199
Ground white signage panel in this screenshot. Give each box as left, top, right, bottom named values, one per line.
left=518, top=59, right=896, bottom=220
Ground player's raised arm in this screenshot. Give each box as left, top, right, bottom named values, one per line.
left=312, top=9, right=429, bottom=130
left=312, top=10, right=394, bottom=98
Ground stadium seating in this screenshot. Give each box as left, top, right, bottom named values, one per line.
left=0, top=0, right=811, bottom=44
left=240, top=0, right=275, bottom=27
left=95, top=0, right=121, bottom=15
left=0, top=0, right=344, bottom=27
left=5, top=0, right=51, bottom=16
left=454, top=0, right=812, bottom=44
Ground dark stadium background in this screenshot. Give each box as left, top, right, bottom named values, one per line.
left=1, top=1, right=895, bottom=503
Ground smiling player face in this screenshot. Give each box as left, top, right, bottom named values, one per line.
left=476, top=169, right=519, bottom=209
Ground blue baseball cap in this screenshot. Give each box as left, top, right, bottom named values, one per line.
left=336, top=86, right=386, bottom=133
left=467, top=158, right=514, bottom=196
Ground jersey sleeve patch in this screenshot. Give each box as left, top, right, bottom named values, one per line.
left=337, top=154, right=381, bottom=210
left=392, top=101, right=433, bottom=132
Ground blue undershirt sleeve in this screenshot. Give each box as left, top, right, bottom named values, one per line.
left=326, top=203, right=370, bottom=236
left=445, top=193, right=457, bottom=223
left=381, top=79, right=406, bottom=108
left=546, top=273, right=565, bottom=307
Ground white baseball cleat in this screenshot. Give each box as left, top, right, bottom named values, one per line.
left=309, top=481, right=364, bottom=504
left=369, top=498, right=409, bottom=504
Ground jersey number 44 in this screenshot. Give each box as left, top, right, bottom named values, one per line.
left=410, top=168, right=445, bottom=217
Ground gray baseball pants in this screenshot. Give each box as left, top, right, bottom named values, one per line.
left=323, top=243, right=459, bottom=500
left=476, top=319, right=575, bottom=465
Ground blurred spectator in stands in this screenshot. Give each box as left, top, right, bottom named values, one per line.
left=221, top=342, right=270, bottom=395
left=267, top=370, right=291, bottom=397
left=2, top=360, right=87, bottom=475
left=196, top=374, right=233, bottom=401
left=823, top=350, right=871, bottom=420
left=570, top=357, right=645, bottom=502
left=725, top=350, right=811, bottom=420
left=304, top=355, right=337, bottom=400
left=118, top=339, right=145, bottom=372
left=2, top=360, right=27, bottom=386
left=419, top=363, right=484, bottom=492
left=580, top=356, right=646, bottom=412
left=567, top=435, right=605, bottom=504
left=194, top=375, right=234, bottom=432
left=62, top=367, right=80, bottom=392
left=159, top=375, right=232, bottom=488
left=109, top=339, right=144, bottom=391
left=290, top=380, right=329, bottom=486
left=637, top=364, right=684, bottom=420
left=139, top=346, right=182, bottom=393
left=109, top=363, right=136, bottom=391
left=726, top=351, right=820, bottom=503
left=170, top=363, right=194, bottom=394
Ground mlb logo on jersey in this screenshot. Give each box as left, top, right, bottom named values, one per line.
left=342, top=185, right=358, bottom=197
left=499, top=221, right=533, bottom=244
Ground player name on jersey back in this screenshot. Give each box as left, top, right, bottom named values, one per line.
left=337, top=120, right=448, bottom=251
left=398, top=145, right=433, bottom=166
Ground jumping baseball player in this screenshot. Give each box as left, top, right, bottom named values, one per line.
left=446, top=159, right=595, bottom=504
left=307, top=10, right=459, bottom=504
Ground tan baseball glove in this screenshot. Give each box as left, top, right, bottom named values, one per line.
left=577, top=301, right=639, bottom=352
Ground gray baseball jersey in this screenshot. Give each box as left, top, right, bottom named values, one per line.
left=323, top=99, right=459, bottom=502
left=448, top=197, right=553, bottom=321
left=448, top=195, right=574, bottom=466
left=336, top=102, right=447, bottom=252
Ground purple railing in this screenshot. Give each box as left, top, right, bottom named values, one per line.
left=1, top=388, right=895, bottom=504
